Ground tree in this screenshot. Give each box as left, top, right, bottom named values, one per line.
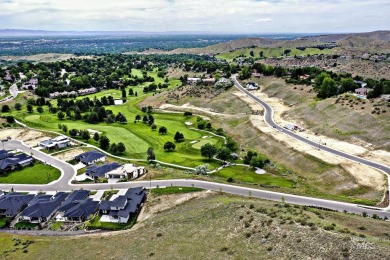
left=148, top=115, right=154, bottom=125
left=216, top=147, right=231, bottom=161
left=57, top=111, right=65, bottom=120
left=174, top=131, right=184, bottom=142
left=122, top=89, right=126, bottom=99
left=110, top=143, right=118, bottom=154
left=128, top=88, right=134, bottom=96
left=243, top=150, right=257, bottom=164
left=6, top=115, right=15, bottom=124
left=135, top=115, right=141, bottom=121
left=318, top=77, right=338, bottom=98
left=200, top=143, right=217, bottom=161
left=142, top=115, right=149, bottom=124
left=14, top=103, right=22, bottom=110
left=339, top=78, right=357, bottom=93
left=250, top=154, right=270, bottom=169
left=184, top=111, right=192, bottom=117
left=1, top=105, right=10, bottom=112
left=62, top=124, right=68, bottom=133
left=117, top=142, right=126, bottom=154
left=164, top=141, right=176, bottom=151
left=37, top=106, right=43, bottom=113
left=194, top=164, right=210, bottom=175
left=69, top=129, right=78, bottom=137
left=27, top=104, right=33, bottom=113
left=81, top=130, right=90, bottom=140
left=93, top=132, right=100, bottom=141
left=147, top=147, right=155, bottom=161
left=249, top=50, right=254, bottom=57
left=99, top=136, right=110, bottom=150
left=151, top=123, right=157, bottom=131
left=158, top=126, right=167, bottom=134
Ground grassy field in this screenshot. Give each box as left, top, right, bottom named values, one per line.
left=1, top=194, right=389, bottom=259
left=0, top=163, right=61, bottom=184
left=213, top=166, right=294, bottom=188
left=216, top=47, right=334, bottom=61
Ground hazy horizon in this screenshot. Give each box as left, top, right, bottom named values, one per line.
left=0, top=0, right=389, bottom=33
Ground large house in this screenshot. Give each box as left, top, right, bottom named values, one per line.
left=246, top=82, right=259, bottom=90
left=0, top=153, right=34, bottom=173
left=40, top=136, right=70, bottom=150
left=19, top=192, right=69, bottom=223
left=85, top=162, right=121, bottom=180
left=99, top=187, right=146, bottom=223
left=21, top=78, right=39, bottom=90
left=56, top=190, right=98, bottom=222
left=187, top=77, right=201, bottom=84
left=0, top=193, right=35, bottom=218
left=74, top=150, right=106, bottom=165
left=105, top=164, right=145, bottom=180
left=355, top=87, right=370, bottom=96
left=78, top=87, right=97, bottom=96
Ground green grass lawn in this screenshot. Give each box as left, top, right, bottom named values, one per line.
left=151, top=186, right=203, bottom=196
left=0, top=163, right=61, bottom=184
left=216, top=47, right=334, bottom=61
left=213, top=165, right=294, bottom=188
left=87, top=215, right=135, bottom=230
left=13, top=222, right=38, bottom=229
left=0, top=217, right=11, bottom=228
left=50, top=221, right=63, bottom=231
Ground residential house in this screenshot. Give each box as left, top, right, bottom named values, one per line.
left=380, top=94, right=390, bottom=101
left=56, top=190, right=98, bottom=222
left=21, top=78, right=39, bottom=90
left=39, top=136, right=70, bottom=150
left=62, top=198, right=99, bottom=222
left=187, top=77, right=201, bottom=84
left=0, top=153, right=34, bottom=173
left=246, top=82, right=259, bottom=90
left=105, top=164, right=145, bottom=180
left=202, top=78, right=216, bottom=85
left=19, top=192, right=69, bottom=223
left=78, top=87, right=97, bottom=96
left=99, top=187, right=146, bottom=223
left=75, top=150, right=106, bottom=165
left=0, top=150, right=13, bottom=160
left=85, top=162, right=121, bottom=180
left=0, top=193, right=35, bottom=218
left=355, top=88, right=370, bottom=96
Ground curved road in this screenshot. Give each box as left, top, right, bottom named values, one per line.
left=233, top=78, right=390, bottom=190
left=1, top=140, right=390, bottom=218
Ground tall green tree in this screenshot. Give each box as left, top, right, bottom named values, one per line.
left=200, top=143, right=217, bottom=161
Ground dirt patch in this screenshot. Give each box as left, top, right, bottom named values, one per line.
left=340, top=163, right=386, bottom=190
left=159, top=103, right=228, bottom=117
left=0, top=128, right=52, bottom=146
left=136, top=190, right=215, bottom=225
left=53, top=148, right=88, bottom=162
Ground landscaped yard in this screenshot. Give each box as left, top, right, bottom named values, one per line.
left=0, top=163, right=61, bottom=184
left=0, top=217, right=11, bottom=228
left=87, top=215, right=135, bottom=230
left=213, top=165, right=294, bottom=188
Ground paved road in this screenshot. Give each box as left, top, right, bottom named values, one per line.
left=1, top=140, right=389, bottom=218
left=233, top=78, right=390, bottom=190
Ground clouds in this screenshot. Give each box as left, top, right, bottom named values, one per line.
left=255, top=18, right=273, bottom=23
left=0, top=0, right=388, bottom=33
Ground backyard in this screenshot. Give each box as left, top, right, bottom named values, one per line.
left=0, top=163, right=61, bottom=184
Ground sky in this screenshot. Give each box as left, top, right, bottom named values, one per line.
left=0, top=0, right=389, bottom=33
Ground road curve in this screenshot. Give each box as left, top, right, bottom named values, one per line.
left=1, top=140, right=389, bottom=218
left=233, top=78, right=390, bottom=195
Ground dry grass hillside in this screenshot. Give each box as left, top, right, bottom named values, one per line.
left=1, top=194, right=389, bottom=260
left=252, top=77, right=390, bottom=151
